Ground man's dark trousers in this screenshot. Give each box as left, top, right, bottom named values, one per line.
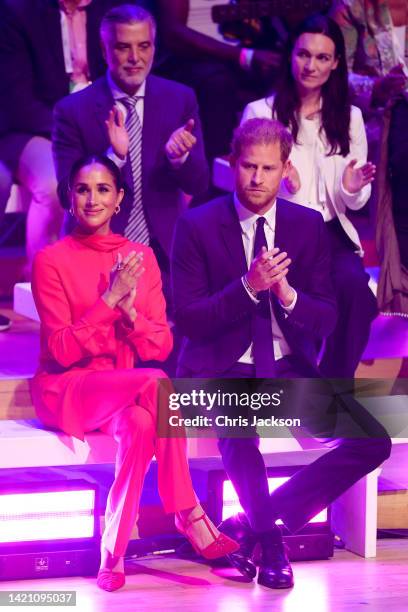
left=215, top=358, right=391, bottom=535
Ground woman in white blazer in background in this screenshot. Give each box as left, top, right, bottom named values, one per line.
left=242, top=14, right=377, bottom=378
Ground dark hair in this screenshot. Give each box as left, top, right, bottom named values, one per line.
left=100, top=4, right=156, bottom=40
left=231, top=118, right=293, bottom=163
left=273, top=14, right=351, bottom=156
left=68, top=155, right=123, bottom=191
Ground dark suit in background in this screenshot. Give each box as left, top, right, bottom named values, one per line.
left=0, top=0, right=129, bottom=265
left=0, top=0, right=123, bottom=172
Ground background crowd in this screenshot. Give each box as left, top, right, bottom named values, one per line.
left=0, top=0, right=404, bottom=592
left=0, top=0, right=406, bottom=320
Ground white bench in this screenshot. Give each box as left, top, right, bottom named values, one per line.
left=2, top=397, right=407, bottom=559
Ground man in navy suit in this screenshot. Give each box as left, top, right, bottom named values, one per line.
left=0, top=0, right=136, bottom=270
left=53, top=4, right=209, bottom=273
left=171, top=118, right=391, bottom=589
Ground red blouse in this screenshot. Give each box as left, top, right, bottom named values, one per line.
left=30, top=232, right=172, bottom=439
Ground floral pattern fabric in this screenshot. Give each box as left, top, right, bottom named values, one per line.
left=331, top=0, right=408, bottom=111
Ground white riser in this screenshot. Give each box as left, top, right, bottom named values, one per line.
left=5, top=184, right=29, bottom=214
left=13, top=282, right=39, bottom=322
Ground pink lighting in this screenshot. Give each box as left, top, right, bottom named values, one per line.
left=222, top=477, right=327, bottom=524
left=0, top=489, right=96, bottom=544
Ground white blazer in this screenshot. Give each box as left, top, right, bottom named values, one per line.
left=242, top=96, right=371, bottom=256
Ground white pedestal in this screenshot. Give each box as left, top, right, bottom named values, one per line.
left=13, top=282, right=39, bottom=322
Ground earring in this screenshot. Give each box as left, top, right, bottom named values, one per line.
left=115, top=206, right=120, bottom=214
left=69, top=207, right=75, bottom=217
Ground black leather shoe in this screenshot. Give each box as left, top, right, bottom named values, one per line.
left=258, top=528, right=294, bottom=589
left=218, top=513, right=257, bottom=580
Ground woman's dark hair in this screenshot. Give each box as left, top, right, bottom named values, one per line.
left=68, top=155, right=123, bottom=191
left=272, top=14, right=351, bottom=156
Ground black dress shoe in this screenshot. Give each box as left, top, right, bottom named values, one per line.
left=218, top=513, right=257, bottom=580
left=258, top=527, right=294, bottom=589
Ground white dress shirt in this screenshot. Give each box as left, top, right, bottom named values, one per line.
left=234, top=194, right=296, bottom=363
left=108, top=70, right=146, bottom=124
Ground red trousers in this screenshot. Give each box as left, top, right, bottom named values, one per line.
left=77, top=368, right=196, bottom=557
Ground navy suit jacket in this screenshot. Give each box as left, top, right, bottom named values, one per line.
left=53, top=74, right=209, bottom=256
left=171, top=195, right=337, bottom=377
left=0, top=0, right=126, bottom=165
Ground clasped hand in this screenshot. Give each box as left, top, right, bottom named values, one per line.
left=103, top=251, right=145, bottom=323
left=246, top=247, right=295, bottom=306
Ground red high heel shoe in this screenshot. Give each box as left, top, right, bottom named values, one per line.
left=175, top=512, right=239, bottom=560
left=96, top=568, right=125, bottom=592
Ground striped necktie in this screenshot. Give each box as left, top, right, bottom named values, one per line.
left=121, top=96, right=150, bottom=244
left=252, top=217, right=276, bottom=377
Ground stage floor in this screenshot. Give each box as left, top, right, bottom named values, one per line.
left=1, top=539, right=407, bottom=611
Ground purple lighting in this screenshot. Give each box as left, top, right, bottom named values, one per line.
left=222, top=477, right=328, bottom=524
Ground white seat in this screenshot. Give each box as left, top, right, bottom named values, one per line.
left=4, top=184, right=30, bottom=214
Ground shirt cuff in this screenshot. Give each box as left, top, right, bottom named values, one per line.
left=279, top=289, right=297, bottom=312
left=167, top=151, right=190, bottom=168
left=340, top=174, right=366, bottom=207
left=107, top=147, right=126, bottom=169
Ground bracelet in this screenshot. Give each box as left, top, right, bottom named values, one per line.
left=242, top=274, right=258, bottom=299
left=239, top=48, right=254, bottom=71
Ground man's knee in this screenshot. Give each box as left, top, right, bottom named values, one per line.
left=365, top=436, right=392, bottom=471
left=372, top=435, right=392, bottom=466
left=218, top=436, right=259, bottom=459
left=344, top=436, right=392, bottom=471
left=18, top=137, right=58, bottom=204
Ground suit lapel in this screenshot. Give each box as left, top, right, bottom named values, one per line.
left=219, top=197, right=248, bottom=278
left=274, top=198, right=293, bottom=257
left=272, top=199, right=295, bottom=324
left=142, top=76, right=165, bottom=174
left=94, top=77, right=115, bottom=145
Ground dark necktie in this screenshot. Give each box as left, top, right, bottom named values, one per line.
left=252, top=217, right=276, bottom=377
left=121, top=96, right=150, bottom=244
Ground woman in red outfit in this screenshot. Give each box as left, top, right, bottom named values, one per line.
left=31, top=156, right=237, bottom=591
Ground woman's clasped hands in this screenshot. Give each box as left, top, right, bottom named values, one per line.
left=103, top=251, right=145, bottom=323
